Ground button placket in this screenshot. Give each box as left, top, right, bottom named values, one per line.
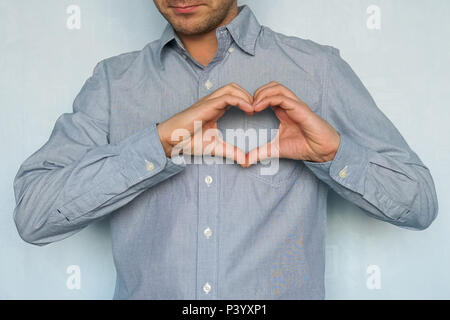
left=204, top=227, right=213, bottom=239
left=196, top=165, right=219, bottom=299
left=195, top=66, right=219, bottom=299
left=205, top=175, right=213, bottom=186
left=205, top=79, right=213, bottom=90
left=203, top=282, right=212, bottom=294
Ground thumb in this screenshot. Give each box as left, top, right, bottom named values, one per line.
left=244, top=141, right=279, bottom=168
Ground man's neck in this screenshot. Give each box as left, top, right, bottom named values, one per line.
left=175, top=6, right=239, bottom=67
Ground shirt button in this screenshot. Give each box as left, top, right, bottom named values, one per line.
left=205, top=80, right=213, bottom=90
left=205, top=175, right=213, bottom=185
left=338, top=166, right=348, bottom=178
left=203, top=227, right=212, bottom=239
left=203, top=282, right=212, bottom=294
left=145, top=161, right=155, bottom=172
left=228, top=47, right=234, bottom=53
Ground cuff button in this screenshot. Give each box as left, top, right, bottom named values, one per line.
left=145, top=160, right=155, bottom=172
left=338, top=166, right=348, bottom=178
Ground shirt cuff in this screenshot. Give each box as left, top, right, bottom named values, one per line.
left=116, top=123, right=186, bottom=185
left=56, top=123, right=186, bottom=222
left=303, top=133, right=371, bottom=195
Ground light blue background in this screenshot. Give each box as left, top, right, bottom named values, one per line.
left=1, top=0, right=449, bottom=299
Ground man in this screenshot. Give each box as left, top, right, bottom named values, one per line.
left=13, top=1, right=438, bottom=299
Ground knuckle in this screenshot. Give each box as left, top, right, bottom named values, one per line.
left=224, top=83, right=236, bottom=90
left=223, top=93, right=232, bottom=99
left=274, top=84, right=284, bottom=90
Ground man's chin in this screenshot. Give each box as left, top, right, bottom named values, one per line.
left=174, top=26, right=212, bottom=36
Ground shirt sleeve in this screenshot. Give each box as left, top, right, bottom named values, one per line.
left=303, top=48, right=438, bottom=230
left=12, top=61, right=186, bottom=246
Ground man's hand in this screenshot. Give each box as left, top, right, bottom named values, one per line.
left=244, top=81, right=341, bottom=167
left=157, top=83, right=254, bottom=164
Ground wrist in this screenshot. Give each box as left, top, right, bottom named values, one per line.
left=309, top=132, right=341, bottom=163
left=320, top=132, right=341, bottom=162
left=157, top=122, right=173, bottom=158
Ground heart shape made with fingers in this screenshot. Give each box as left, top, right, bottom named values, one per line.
left=212, top=80, right=340, bottom=168
left=217, top=106, right=279, bottom=158
left=166, top=81, right=340, bottom=169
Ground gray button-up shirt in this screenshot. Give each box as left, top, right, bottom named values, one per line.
left=13, top=5, right=438, bottom=299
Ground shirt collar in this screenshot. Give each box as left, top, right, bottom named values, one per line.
left=156, top=4, right=262, bottom=70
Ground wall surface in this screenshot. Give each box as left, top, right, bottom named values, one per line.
left=1, top=0, right=449, bottom=299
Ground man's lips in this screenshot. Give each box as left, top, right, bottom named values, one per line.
left=171, top=4, right=201, bottom=14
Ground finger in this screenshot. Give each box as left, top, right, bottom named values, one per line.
left=212, top=140, right=247, bottom=165
left=201, top=130, right=246, bottom=164
left=253, top=81, right=279, bottom=99
left=208, top=88, right=254, bottom=116
left=208, top=94, right=254, bottom=115
left=254, top=95, right=296, bottom=112
left=208, top=82, right=254, bottom=106
left=213, top=86, right=252, bottom=106
left=272, top=106, right=296, bottom=125
left=229, top=82, right=254, bottom=105
left=253, top=82, right=300, bottom=105
left=244, top=141, right=279, bottom=167
left=253, top=95, right=310, bottom=123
